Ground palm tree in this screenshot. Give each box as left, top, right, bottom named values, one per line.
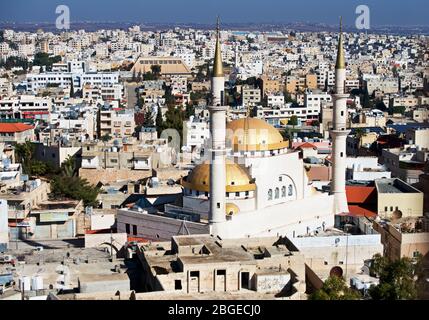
left=61, top=155, right=77, bottom=177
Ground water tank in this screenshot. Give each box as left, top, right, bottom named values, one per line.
left=35, top=179, right=41, bottom=187
left=19, top=276, right=31, bottom=291
left=31, top=275, right=44, bottom=291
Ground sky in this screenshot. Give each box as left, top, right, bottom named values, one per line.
left=0, top=0, right=427, bottom=26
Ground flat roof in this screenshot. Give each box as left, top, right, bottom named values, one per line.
left=375, top=178, right=421, bottom=194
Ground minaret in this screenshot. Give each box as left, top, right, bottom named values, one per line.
left=330, top=18, right=350, bottom=214
left=211, top=17, right=225, bottom=105
left=209, top=17, right=227, bottom=236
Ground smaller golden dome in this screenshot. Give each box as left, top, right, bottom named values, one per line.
left=181, top=159, right=256, bottom=193
left=226, top=118, right=288, bottom=152
left=226, top=203, right=240, bottom=215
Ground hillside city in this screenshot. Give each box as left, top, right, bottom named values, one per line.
left=0, top=21, right=428, bottom=301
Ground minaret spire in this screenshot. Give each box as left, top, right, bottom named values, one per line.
left=211, top=16, right=225, bottom=106
left=336, top=16, right=345, bottom=70
left=213, top=16, right=223, bottom=78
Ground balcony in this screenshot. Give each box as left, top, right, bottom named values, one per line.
left=8, top=209, right=27, bottom=219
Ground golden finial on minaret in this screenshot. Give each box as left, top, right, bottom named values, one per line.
left=212, top=15, right=224, bottom=77
left=335, top=16, right=345, bottom=69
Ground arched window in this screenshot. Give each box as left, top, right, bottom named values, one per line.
left=268, top=189, right=273, bottom=200
left=281, top=186, right=286, bottom=197
left=288, top=184, right=293, bottom=196
left=275, top=188, right=280, bottom=199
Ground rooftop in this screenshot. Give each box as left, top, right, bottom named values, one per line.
left=375, top=178, right=421, bottom=194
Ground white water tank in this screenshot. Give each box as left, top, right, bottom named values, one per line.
left=31, top=275, right=44, bottom=291
left=19, top=276, right=31, bottom=291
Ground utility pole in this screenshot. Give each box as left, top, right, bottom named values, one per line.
left=15, top=209, right=18, bottom=250
left=110, top=228, right=113, bottom=259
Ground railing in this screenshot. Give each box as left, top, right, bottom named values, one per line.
left=8, top=210, right=27, bottom=219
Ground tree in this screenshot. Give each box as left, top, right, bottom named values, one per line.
left=14, top=141, right=35, bottom=175
left=143, top=111, right=154, bottom=127
left=375, top=100, right=387, bottom=111
left=311, top=120, right=320, bottom=127
left=309, top=276, right=361, bottom=300
left=33, top=52, right=61, bottom=70
left=288, top=115, right=298, bottom=128
left=185, top=103, right=195, bottom=119
left=0, top=56, right=29, bottom=71
left=155, top=106, right=164, bottom=136
left=61, top=155, right=77, bottom=177
left=283, top=90, right=296, bottom=103
left=392, top=106, right=406, bottom=115
left=50, top=175, right=100, bottom=207
left=69, top=79, right=74, bottom=98
left=150, top=65, right=161, bottom=79
left=368, top=253, right=422, bottom=300
left=100, top=133, right=111, bottom=143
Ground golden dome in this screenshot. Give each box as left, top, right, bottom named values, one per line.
left=181, top=160, right=256, bottom=193
left=226, top=118, right=289, bottom=152
left=226, top=203, right=240, bottom=215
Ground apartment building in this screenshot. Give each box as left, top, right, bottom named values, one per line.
left=241, top=85, right=261, bottom=108
left=0, top=95, right=52, bottom=120
left=97, top=107, right=135, bottom=138
left=26, top=72, right=119, bottom=93
left=285, top=74, right=317, bottom=93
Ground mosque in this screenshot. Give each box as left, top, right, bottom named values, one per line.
left=177, top=19, right=349, bottom=239
left=118, top=19, right=350, bottom=240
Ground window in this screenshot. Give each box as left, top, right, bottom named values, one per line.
left=279, top=176, right=283, bottom=182
left=217, top=203, right=220, bottom=209
left=282, top=186, right=286, bottom=197
left=384, top=206, right=388, bottom=212
left=235, top=192, right=240, bottom=197
left=390, top=206, right=393, bottom=212
left=216, top=269, right=226, bottom=276
left=190, top=271, right=199, bottom=278
left=288, top=185, right=293, bottom=196
left=275, top=188, right=280, bottom=199
left=174, top=280, right=182, bottom=290
left=125, top=223, right=130, bottom=234
left=268, top=189, right=273, bottom=200
left=132, top=225, right=137, bottom=235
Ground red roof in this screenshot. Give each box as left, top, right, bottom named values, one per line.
left=295, top=142, right=317, bottom=149
left=346, top=186, right=376, bottom=204
left=127, top=236, right=149, bottom=243
left=0, top=123, right=34, bottom=133
left=348, top=205, right=377, bottom=218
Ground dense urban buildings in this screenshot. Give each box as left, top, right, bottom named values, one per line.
left=0, top=10, right=428, bottom=303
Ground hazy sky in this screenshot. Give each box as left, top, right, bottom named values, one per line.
left=0, top=0, right=427, bottom=26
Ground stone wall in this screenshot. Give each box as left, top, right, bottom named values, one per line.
left=79, top=168, right=152, bottom=185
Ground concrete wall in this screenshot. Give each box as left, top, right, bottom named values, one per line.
left=79, top=168, right=152, bottom=185
left=117, top=209, right=210, bottom=241
left=377, top=192, right=423, bottom=218
left=0, top=199, right=8, bottom=250
left=90, top=214, right=115, bottom=231
left=291, top=234, right=383, bottom=273
left=84, top=233, right=127, bottom=252
left=254, top=273, right=291, bottom=293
